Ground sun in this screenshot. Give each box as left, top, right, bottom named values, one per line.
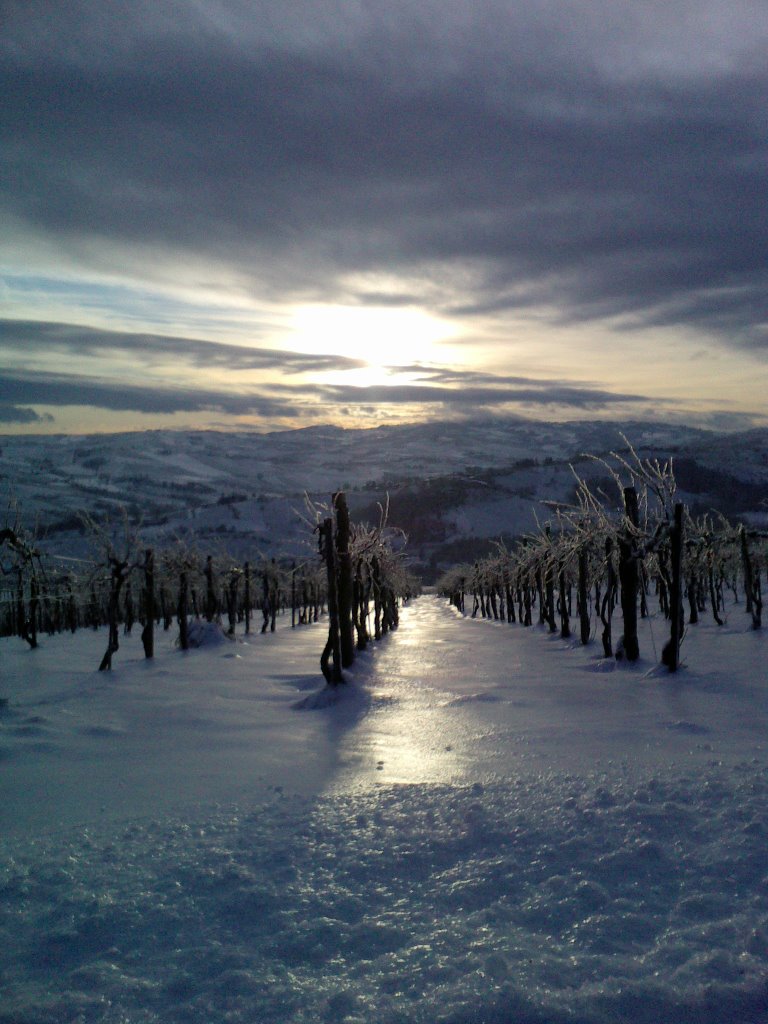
left=288, top=303, right=460, bottom=379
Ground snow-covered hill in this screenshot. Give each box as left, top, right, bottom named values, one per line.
left=2, top=418, right=767, bottom=571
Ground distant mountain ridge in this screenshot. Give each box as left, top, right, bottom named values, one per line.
left=2, top=418, right=766, bottom=574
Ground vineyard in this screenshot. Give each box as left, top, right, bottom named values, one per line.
left=3, top=443, right=768, bottom=1024
left=3, top=440, right=766, bottom=682
left=0, top=492, right=416, bottom=681
left=437, top=441, right=766, bottom=671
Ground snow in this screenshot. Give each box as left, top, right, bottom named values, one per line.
left=2, top=597, right=768, bottom=1023
left=4, top=420, right=767, bottom=572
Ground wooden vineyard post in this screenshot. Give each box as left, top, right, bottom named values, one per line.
left=619, top=486, right=640, bottom=661
left=124, top=581, right=135, bottom=635
left=98, top=558, right=128, bottom=671
left=600, top=536, right=616, bottom=657
left=504, top=570, right=514, bottom=623
left=225, top=570, right=239, bottom=636
left=687, top=569, right=698, bottom=625
left=333, top=491, right=355, bottom=668
left=28, top=572, right=39, bottom=649
left=291, top=561, right=296, bottom=628
left=523, top=576, right=532, bottom=626
left=639, top=565, right=649, bottom=619
left=740, top=525, right=754, bottom=618
left=320, top=517, right=343, bottom=685
left=545, top=568, right=557, bottom=633
left=244, top=561, right=251, bottom=634
left=16, top=567, right=29, bottom=646
left=578, top=545, right=590, bottom=645
left=178, top=570, right=189, bottom=651
left=706, top=545, right=724, bottom=627
left=141, top=548, right=155, bottom=659
left=67, top=579, right=77, bottom=633
left=205, top=556, right=216, bottom=622
left=544, top=528, right=557, bottom=633
left=739, top=525, right=762, bottom=628
left=354, top=559, right=369, bottom=651
left=535, top=569, right=545, bottom=625
left=663, top=503, right=684, bottom=671
left=558, top=565, right=571, bottom=639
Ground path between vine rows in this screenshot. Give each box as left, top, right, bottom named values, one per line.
left=3, top=595, right=768, bottom=1024
left=2, top=592, right=767, bottom=838
left=324, top=591, right=768, bottom=791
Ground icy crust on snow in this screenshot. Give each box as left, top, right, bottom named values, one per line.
left=3, top=766, right=768, bottom=1024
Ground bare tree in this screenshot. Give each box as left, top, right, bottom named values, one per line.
left=81, top=510, right=142, bottom=671
left=1, top=499, right=46, bottom=649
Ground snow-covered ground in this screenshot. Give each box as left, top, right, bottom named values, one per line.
left=2, top=598, right=768, bottom=1023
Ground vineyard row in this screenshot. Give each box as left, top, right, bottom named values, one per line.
left=437, top=445, right=766, bottom=672
left=1, top=491, right=416, bottom=679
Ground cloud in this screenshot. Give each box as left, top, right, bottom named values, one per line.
left=0, top=403, right=52, bottom=424
left=0, top=320, right=363, bottom=374
left=399, top=367, right=583, bottom=389
left=295, top=379, right=658, bottom=411
left=0, top=370, right=295, bottom=418
left=0, top=359, right=659, bottom=425
left=2, top=0, right=767, bottom=347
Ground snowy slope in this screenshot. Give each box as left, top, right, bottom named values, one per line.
left=2, top=596, right=767, bottom=1023
left=2, top=415, right=767, bottom=572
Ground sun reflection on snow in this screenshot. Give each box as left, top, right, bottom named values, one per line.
left=324, top=603, right=481, bottom=791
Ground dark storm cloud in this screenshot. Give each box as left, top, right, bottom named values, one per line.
left=2, top=1, right=767, bottom=343
left=0, top=370, right=294, bottom=418
left=298, top=381, right=656, bottom=411
left=0, top=404, right=51, bottom=424
left=0, top=320, right=363, bottom=374
left=0, top=362, right=656, bottom=421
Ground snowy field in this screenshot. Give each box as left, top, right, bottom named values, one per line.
left=2, top=597, right=768, bottom=1024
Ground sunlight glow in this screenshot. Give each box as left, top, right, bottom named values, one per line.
left=288, top=304, right=461, bottom=372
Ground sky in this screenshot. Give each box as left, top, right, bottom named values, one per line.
left=1, top=0, right=767, bottom=435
